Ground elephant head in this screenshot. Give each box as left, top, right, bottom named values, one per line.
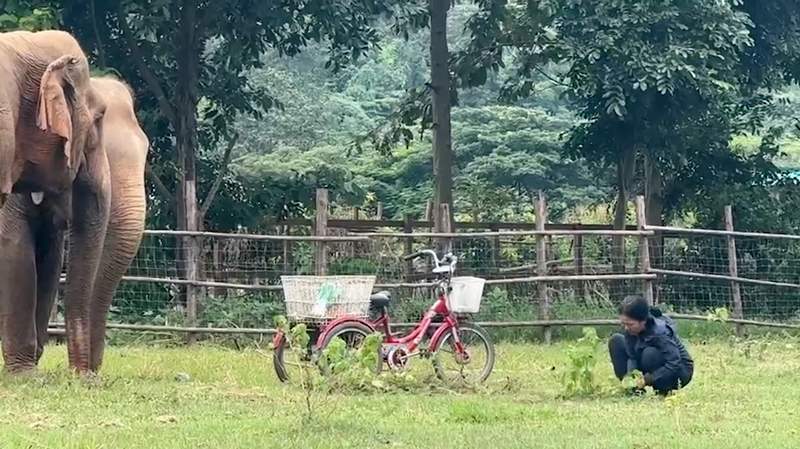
left=0, top=30, right=106, bottom=212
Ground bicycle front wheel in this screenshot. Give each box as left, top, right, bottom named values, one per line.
left=432, top=322, right=495, bottom=385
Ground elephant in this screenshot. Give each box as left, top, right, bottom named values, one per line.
left=0, top=74, right=148, bottom=373
left=0, top=29, right=111, bottom=373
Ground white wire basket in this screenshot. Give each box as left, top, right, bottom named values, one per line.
left=447, top=276, right=486, bottom=314
left=280, top=275, right=377, bottom=322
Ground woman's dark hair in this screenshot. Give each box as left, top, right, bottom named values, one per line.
left=618, top=295, right=661, bottom=320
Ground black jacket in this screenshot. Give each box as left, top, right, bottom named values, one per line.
left=624, top=314, right=694, bottom=386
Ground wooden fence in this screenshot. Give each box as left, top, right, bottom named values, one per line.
left=48, top=190, right=800, bottom=342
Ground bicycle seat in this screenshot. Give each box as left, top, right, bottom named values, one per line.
left=369, top=291, right=392, bottom=310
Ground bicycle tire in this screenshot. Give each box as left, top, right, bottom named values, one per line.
left=318, top=321, right=383, bottom=376
left=273, top=331, right=311, bottom=383
left=432, top=321, right=495, bottom=384
left=272, top=333, right=291, bottom=383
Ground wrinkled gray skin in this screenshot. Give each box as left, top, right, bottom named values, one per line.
left=0, top=76, right=148, bottom=373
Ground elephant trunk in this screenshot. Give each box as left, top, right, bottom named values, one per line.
left=88, top=195, right=145, bottom=371
left=63, top=153, right=111, bottom=373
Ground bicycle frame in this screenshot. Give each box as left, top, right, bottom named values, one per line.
left=314, top=285, right=466, bottom=356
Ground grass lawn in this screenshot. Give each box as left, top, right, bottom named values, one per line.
left=1, top=338, right=800, bottom=448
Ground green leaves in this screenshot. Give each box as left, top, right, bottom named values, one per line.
left=561, top=327, right=602, bottom=397
left=0, top=4, right=57, bottom=32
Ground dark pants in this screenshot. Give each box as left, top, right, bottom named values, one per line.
left=608, top=333, right=693, bottom=395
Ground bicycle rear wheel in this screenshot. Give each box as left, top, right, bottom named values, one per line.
left=432, top=322, right=495, bottom=385
left=273, top=326, right=319, bottom=384
left=318, top=321, right=383, bottom=376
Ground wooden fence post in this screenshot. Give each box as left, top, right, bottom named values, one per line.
left=425, top=199, right=435, bottom=250
left=403, top=213, right=414, bottom=281
left=535, top=191, right=551, bottom=344
left=314, top=188, right=329, bottom=276
left=212, top=240, right=226, bottom=297
left=634, top=195, right=654, bottom=306
left=489, top=223, right=500, bottom=270
left=349, top=206, right=360, bottom=258
left=376, top=202, right=383, bottom=220
left=725, top=205, right=745, bottom=337
left=185, top=233, right=200, bottom=346
left=573, top=233, right=588, bottom=303
left=283, top=224, right=293, bottom=274
left=439, top=203, right=453, bottom=253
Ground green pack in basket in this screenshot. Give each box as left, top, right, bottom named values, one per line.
left=311, top=282, right=341, bottom=317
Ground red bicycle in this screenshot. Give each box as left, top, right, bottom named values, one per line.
left=272, top=249, right=495, bottom=385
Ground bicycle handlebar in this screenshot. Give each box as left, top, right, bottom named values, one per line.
left=403, top=251, right=424, bottom=261
left=403, top=249, right=457, bottom=274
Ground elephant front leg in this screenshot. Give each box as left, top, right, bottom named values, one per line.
left=63, top=168, right=110, bottom=374
left=34, top=227, right=65, bottom=364
left=0, top=197, right=38, bottom=372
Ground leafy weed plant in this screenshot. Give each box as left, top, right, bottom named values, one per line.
left=560, top=327, right=602, bottom=397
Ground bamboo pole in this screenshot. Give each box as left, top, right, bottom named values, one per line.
left=48, top=312, right=800, bottom=336
left=351, top=230, right=653, bottom=238
left=644, top=225, right=800, bottom=240
left=79, top=272, right=657, bottom=291
left=649, top=268, right=800, bottom=289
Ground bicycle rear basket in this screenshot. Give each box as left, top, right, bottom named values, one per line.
left=280, top=275, right=376, bottom=322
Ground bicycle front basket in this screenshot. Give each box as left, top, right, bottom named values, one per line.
left=447, top=276, right=486, bottom=314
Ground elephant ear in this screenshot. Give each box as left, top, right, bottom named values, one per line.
left=37, top=55, right=79, bottom=169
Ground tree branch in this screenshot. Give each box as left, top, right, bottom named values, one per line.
left=199, top=132, right=239, bottom=217
left=116, top=5, right=178, bottom=128
left=146, top=162, right=176, bottom=205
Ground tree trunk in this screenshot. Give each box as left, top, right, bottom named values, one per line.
left=644, top=151, right=664, bottom=303
left=430, top=0, right=454, bottom=243
left=176, top=0, right=201, bottom=343
left=611, top=147, right=637, bottom=297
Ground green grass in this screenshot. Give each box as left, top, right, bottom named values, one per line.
left=2, top=337, right=800, bottom=448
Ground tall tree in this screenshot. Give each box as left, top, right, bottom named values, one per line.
left=429, top=0, right=453, bottom=235
left=60, top=0, right=424, bottom=231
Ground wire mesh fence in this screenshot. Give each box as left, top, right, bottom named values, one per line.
left=48, top=194, right=800, bottom=342
left=653, top=231, right=800, bottom=322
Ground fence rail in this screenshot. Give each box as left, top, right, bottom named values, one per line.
left=47, top=189, right=800, bottom=344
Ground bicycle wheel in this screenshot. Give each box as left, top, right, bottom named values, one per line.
left=432, top=321, right=495, bottom=385
left=318, top=321, right=383, bottom=376
left=273, top=329, right=316, bottom=384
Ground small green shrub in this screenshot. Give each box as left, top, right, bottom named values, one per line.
left=561, top=327, right=602, bottom=397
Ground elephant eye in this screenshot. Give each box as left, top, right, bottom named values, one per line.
left=88, top=118, right=103, bottom=149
